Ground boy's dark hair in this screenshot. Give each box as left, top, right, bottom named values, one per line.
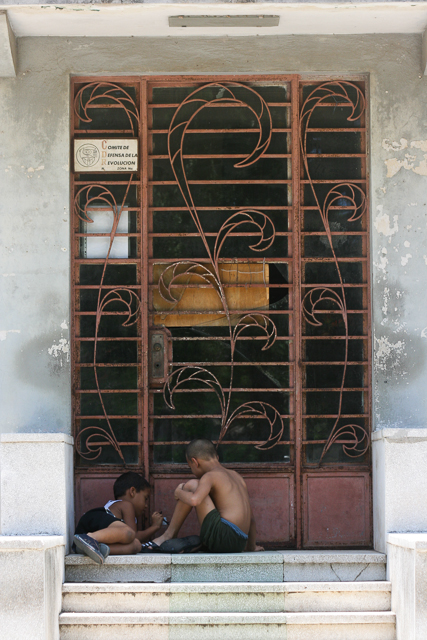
left=186, top=439, right=218, bottom=461
left=113, top=472, right=150, bottom=499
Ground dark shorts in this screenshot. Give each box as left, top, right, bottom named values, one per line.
left=200, top=509, right=248, bottom=553
left=74, top=507, right=122, bottom=535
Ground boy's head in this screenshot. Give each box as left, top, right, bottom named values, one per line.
left=113, top=472, right=151, bottom=515
left=186, top=439, right=218, bottom=475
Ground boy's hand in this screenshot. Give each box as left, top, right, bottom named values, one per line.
left=174, top=483, right=185, bottom=500
left=151, top=511, right=164, bottom=529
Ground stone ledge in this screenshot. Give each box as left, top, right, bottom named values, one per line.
left=66, top=553, right=171, bottom=566
left=387, top=532, right=427, bottom=550
left=0, top=534, right=66, bottom=550
left=282, top=551, right=385, bottom=563
left=59, top=611, right=396, bottom=625
left=1, top=432, right=74, bottom=445
left=65, top=550, right=386, bottom=566
left=62, top=580, right=392, bottom=594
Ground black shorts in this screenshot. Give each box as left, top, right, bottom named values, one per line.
left=74, top=507, right=122, bottom=535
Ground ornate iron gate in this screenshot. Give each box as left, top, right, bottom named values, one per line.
left=71, top=75, right=371, bottom=548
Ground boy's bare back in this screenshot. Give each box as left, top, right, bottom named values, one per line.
left=205, top=466, right=252, bottom=534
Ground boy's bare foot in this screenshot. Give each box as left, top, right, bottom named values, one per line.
left=151, top=532, right=171, bottom=546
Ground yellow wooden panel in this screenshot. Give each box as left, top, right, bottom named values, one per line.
left=152, top=262, right=269, bottom=327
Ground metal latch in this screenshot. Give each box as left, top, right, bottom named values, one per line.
left=151, top=333, right=165, bottom=379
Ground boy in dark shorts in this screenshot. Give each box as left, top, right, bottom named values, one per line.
left=142, top=439, right=263, bottom=553
left=73, top=472, right=164, bottom=564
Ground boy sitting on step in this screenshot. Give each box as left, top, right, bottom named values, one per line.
left=73, top=471, right=165, bottom=564
left=141, top=439, right=264, bottom=554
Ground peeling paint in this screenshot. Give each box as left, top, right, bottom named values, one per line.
left=382, top=138, right=408, bottom=151
left=2, top=273, right=15, bottom=277
left=421, top=328, right=427, bottom=339
left=0, top=329, right=21, bottom=341
left=412, top=155, right=427, bottom=176
left=381, top=287, right=390, bottom=323
left=374, top=335, right=405, bottom=373
left=404, top=241, right=410, bottom=248
left=374, top=207, right=398, bottom=238
left=47, top=338, right=70, bottom=364
left=60, top=321, right=68, bottom=330
left=374, top=247, right=388, bottom=273
left=423, top=255, right=427, bottom=265
left=401, top=253, right=412, bottom=266
left=410, top=140, right=427, bottom=152
left=383, top=139, right=427, bottom=177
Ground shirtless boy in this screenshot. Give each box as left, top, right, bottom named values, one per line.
left=73, top=471, right=164, bottom=564
left=143, top=439, right=263, bottom=553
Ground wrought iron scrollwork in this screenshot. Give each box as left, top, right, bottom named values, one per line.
left=160, top=82, right=284, bottom=451
left=74, top=82, right=139, bottom=136
left=74, top=83, right=140, bottom=462
left=300, top=82, right=369, bottom=462
left=74, top=182, right=139, bottom=463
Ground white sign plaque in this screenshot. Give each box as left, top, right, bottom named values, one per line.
left=74, top=139, right=138, bottom=172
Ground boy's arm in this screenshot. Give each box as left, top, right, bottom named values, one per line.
left=118, top=501, right=138, bottom=533
left=136, top=512, right=164, bottom=543
left=174, top=474, right=213, bottom=507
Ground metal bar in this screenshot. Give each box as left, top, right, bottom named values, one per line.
left=150, top=206, right=291, bottom=211
left=150, top=128, right=291, bottom=134
left=141, top=78, right=150, bottom=481
left=150, top=154, right=292, bottom=159
left=150, top=415, right=292, bottom=419
left=291, top=76, right=303, bottom=548
left=150, top=440, right=292, bottom=446
left=148, top=102, right=292, bottom=109
left=150, top=388, right=293, bottom=393
left=149, top=180, right=291, bottom=185
left=149, top=232, right=291, bottom=237
left=304, top=387, right=368, bottom=392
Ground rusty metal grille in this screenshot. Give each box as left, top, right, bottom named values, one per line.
left=71, top=75, right=370, bottom=548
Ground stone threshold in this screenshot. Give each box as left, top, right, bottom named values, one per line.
left=65, top=550, right=387, bottom=583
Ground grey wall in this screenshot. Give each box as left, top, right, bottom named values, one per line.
left=0, top=33, right=427, bottom=435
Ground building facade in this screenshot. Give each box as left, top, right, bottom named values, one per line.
left=1, top=2, right=427, bottom=638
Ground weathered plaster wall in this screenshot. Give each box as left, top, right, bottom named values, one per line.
left=0, top=33, right=426, bottom=436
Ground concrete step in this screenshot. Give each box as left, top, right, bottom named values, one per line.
left=59, top=611, right=396, bottom=640
left=62, top=581, right=392, bottom=613
left=65, top=550, right=387, bottom=583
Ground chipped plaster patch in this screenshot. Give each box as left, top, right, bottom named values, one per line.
left=404, top=241, right=410, bottom=248
left=374, top=247, right=388, bottom=273
left=374, top=335, right=405, bottom=373
left=384, top=139, right=427, bottom=178
left=0, top=330, right=21, bottom=341
left=382, top=138, right=408, bottom=151
left=423, top=255, right=427, bottom=265
left=412, top=155, right=427, bottom=176
left=47, top=338, right=70, bottom=364
left=2, top=273, right=15, bottom=277
left=374, top=207, right=398, bottom=238
left=401, top=254, right=412, bottom=266
left=60, top=321, right=68, bottom=330
left=381, top=287, right=390, bottom=324
left=410, top=140, right=427, bottom=152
